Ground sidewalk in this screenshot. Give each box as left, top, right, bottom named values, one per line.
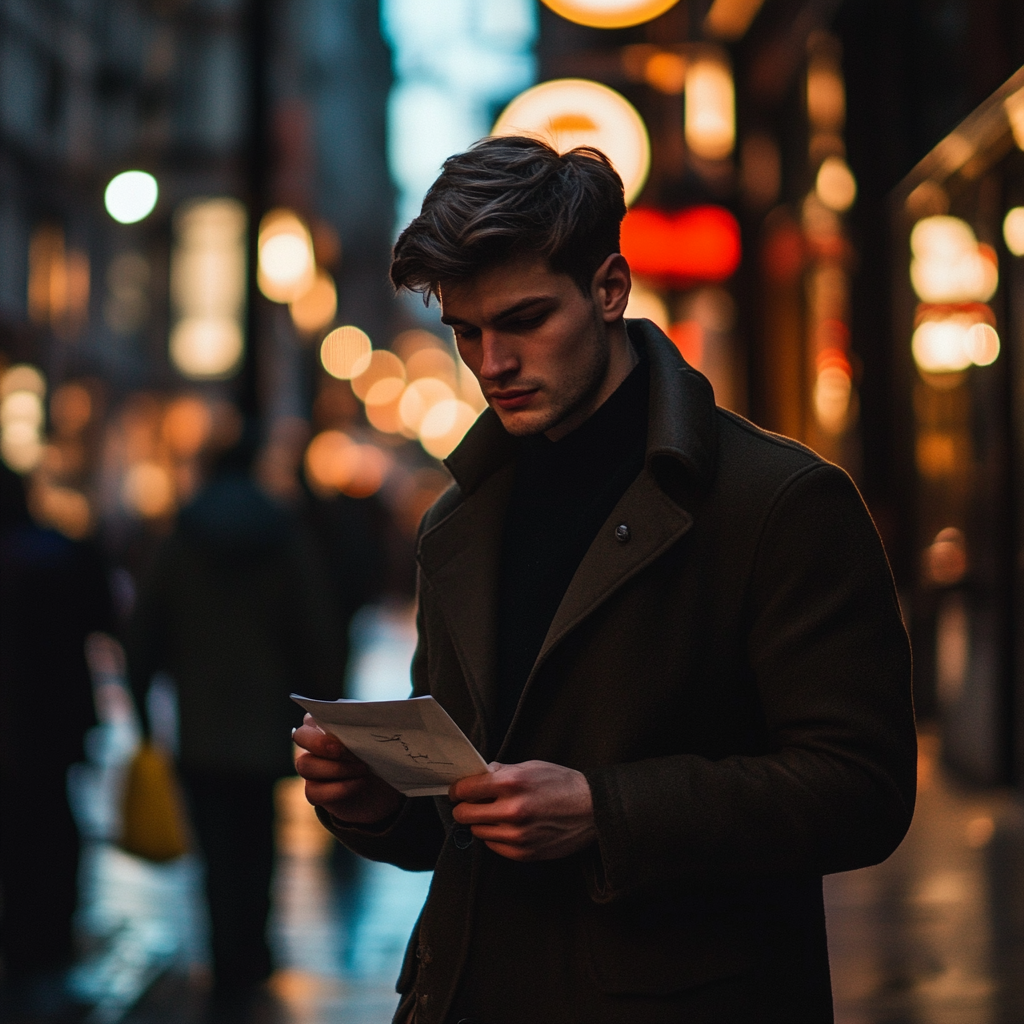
left=13, top=605, right=1024, bottom=1024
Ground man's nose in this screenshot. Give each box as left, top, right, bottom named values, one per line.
left=478, top=333, right=519, bottom=381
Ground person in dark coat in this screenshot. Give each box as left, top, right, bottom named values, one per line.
left=127, top=433, right=345, bottom=989
left=0, top=463, right=113, bottom=995
left=293, top=138, right=917, bottom=1024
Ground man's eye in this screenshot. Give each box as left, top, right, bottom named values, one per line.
left=508, top=313, right=547, bottom=331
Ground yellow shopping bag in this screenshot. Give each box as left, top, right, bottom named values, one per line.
left=119, top=742, right=189, bottom=862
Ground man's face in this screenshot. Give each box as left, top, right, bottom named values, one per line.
left=440, top=257, right=626, bottom=439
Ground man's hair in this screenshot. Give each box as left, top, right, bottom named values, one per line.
left=390, top=136, right=627, bottom=301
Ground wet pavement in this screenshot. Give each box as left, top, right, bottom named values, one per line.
left=3, top=605, right=1022, bottom=1023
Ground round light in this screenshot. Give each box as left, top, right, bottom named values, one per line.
left=290, top=270, right=337, bottom=334
left=321, top=326, right=373, bottom=380
left=493, top=79, right=651, bottom=206
left=105, top=171, right=159, bottom=224
left=1003, top=207, right=1024, bottom=256
left=257, top=209, right=315, bottom=302
left=685, top=58, right=735, bottom=161
left=816, top=156, right=857, bottom=212
left=965, top=322, right=1000, bottom=366
left=170, top=317, right=244, bottom=379
left=419, top=400, right=479, bottom=459
left=624, top=282, right=669, bottom=329
left=912, top=318, right=973, bottom=373
left=540, top=0, right=680, bottom=29
left=399, top=378, right=455, bottom=434
left=351, top=350, right=406, bottom=400
left=122, top=461, right=175, bottom=518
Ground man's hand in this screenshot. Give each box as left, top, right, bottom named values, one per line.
left=293, top=714, right=404, bottom=825
left=449, top=760, right=596, bottom=862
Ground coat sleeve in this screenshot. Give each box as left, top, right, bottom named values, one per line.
left=584, top=462, right=916, bottom=902
left=316, top=571, right=447, bottom=870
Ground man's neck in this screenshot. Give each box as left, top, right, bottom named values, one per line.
left=544, top=320, right=638, bottom=442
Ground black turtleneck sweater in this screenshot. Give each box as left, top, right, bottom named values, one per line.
left=495, top=354, right=649, bottom=741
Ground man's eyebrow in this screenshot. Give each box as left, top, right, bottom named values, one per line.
left=440, top=296, right=555, bottom=327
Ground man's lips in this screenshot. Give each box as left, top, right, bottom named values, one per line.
left=488, top=388, right=538, bottom=411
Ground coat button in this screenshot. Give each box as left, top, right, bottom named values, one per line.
left=614, top=523, right=631, bottom=543
left=453, top=826, right=473, bottom=849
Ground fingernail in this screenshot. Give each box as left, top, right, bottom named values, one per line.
left=291, top=727, right=297, bottom=738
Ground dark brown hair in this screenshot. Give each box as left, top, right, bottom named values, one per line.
left=390, top=136, right=626, bottom=301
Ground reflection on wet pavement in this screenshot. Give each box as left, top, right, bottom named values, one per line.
left=825, top=730, right=1024, bottom=1024
left=32, top=608, right=1024, bottom=1023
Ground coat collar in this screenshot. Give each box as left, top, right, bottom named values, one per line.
left=419, top=320, right=719, bottom=755
left=443, top=319, right=718, bottom=496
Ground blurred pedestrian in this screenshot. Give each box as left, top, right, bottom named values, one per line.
left=126, top=425, right=345, bottom=991
left=0, top=463, right=113, bottom=1012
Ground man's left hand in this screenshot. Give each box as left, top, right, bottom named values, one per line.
left=449, top=760, right=596, bottom=862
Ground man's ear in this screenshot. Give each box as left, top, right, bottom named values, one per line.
left=592, top=253, right=631, bottom=323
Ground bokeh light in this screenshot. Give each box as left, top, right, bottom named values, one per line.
left=169, top=198, right=247, bottom=379
left=321, top=326, right=373, bottom=380
left=170, top=318, right=244, bottom=380
left=290, top=270, right=338, bottom=334
left=0, top=364, right=46, bottom=473
left=912, top=314, right=1000, bottom=374
left=1003, top=207, right=1024, bottom=256
left=351, top=350, right=405, bottom=400
left=258, top=209, right=315, bottom=303
left=399, top=378, right=455, bottom=435
left=685, top=55, right=735, bottom=160
left=539, top=0, right=680, bottom=29
left=122, top=461, right=175, bottom=518
left=816, top=156, right=857, bottom=212
left=419, top=400, right=479, bottom=459
left=621, top=206, right=741, bottom=284
left=910, top=216, right=998, bottom=304
left=104, top=171, right=159, bottom=224
left=493, top=79, right=651, bottom=205
left=162, top=396, right=213, bottom=459
left=305, top=431, right=389, bottom=499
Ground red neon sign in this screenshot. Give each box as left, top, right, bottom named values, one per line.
left=621, top=205, right=741, bottom=285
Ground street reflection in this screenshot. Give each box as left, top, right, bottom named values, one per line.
left=47, top=624, right=1024, bottom=1024
left=65, top=605, right=429, bottom=1024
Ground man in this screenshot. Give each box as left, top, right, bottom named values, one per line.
left=294, top=137, right=916, bottom=1024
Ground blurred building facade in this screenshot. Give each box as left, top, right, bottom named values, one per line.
left=1, top=0, right=1023, bottom=790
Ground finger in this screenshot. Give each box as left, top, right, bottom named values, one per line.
left=295, top=752, right=371, bottom=782
left=304, top=778, right=368, bottom=808
left=451, top=799, right=520, bottom=825
left=294, top=718, right=362, bottom=761
left=467, top=823, right=526, bottom=843
left=449, top=766, right=504, bottom=803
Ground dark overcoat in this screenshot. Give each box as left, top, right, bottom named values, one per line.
left=323, top=320, right=917, bottom=1024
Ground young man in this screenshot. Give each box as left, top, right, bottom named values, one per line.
left=294, top=137, right=916, bottom=1024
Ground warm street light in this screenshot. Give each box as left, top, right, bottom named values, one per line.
left=540, top=0, right=680, bottom=29
left=104, top=171, right=159, bottom=224
left=493, top=79, right=651, bottom=205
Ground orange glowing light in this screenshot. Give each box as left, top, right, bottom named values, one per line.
left=621, top=206, right=741, bottom=285
left=351, top=350, right=405, bottom=401
left=290, top=270, right=337, bottom=334
left=321, top=326, right=373, bottom=380
left=162, top=396, right=213, bottom=458
left=540, top=0, right=680, bottom=29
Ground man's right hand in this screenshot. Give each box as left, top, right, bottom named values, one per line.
left=293, top=713, right=405, bottom=825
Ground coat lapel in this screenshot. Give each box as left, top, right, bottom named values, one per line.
left=423, top=319, right=719, bottom=756
left=417, top=458, right=514, bottom=749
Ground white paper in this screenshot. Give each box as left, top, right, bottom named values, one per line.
left=291, top=694, right=490, bottom=797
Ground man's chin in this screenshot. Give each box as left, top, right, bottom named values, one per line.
left=490, top=404, right=558, bottom=437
